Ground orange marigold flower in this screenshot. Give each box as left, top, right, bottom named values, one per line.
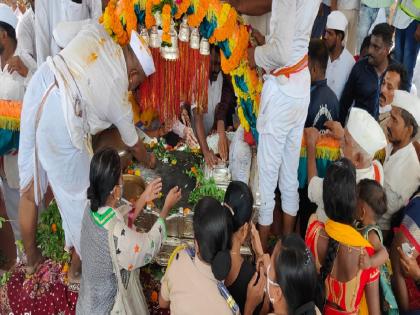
left=51, top=223, right=57, bottom=233
left=151, top=290, right=158, bottom=303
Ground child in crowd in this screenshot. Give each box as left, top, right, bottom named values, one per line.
left=357, top=179, right=389, bottom=269
left=356, top=179, right=398, bottom=313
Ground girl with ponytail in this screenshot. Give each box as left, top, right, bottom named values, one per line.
left=159, top=196, right=239, bottom=315
left=244, top=233, right=320, bottom=315
left=77, top=148, right=182, bottom=314
left=223, top=181, right=269, bottom=315
left=305, top=158, right=381, bottom=315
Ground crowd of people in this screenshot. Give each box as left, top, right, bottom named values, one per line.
left=0, top=0, right=419, bottom=314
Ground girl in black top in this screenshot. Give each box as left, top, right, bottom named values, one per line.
left=223, top=181, right=268, bottom=315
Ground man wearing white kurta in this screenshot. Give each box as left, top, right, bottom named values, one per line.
left=16, top=3, right=36, bottom=72
left=247, top=0, right=320, bottom=247
left=18, top=21, right=156, bottom=279
left=0, top=4, right=33, bottom=246
left=305, top=108, right=387, bottom=223
left=379, top=90, right=420, bottom=231
left=35, top=0, right=102, bottom=66
left=337, top=0, right=361, bottom=55
left=324, top=11, right=355, bottom=100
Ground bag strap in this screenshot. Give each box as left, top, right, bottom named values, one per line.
left=107, top=217, right=126, bottom=295
left=183, top=247, right=240, bottom=315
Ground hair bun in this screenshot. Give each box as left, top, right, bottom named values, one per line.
left=87, top=186, right=99, bottom=212
left=295, top=301, right=316, bottom=315
left=211, top=250, right=231, bottom=281
left=87, top=186, right=95, bottom=200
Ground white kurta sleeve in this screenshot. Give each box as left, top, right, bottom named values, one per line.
left=110, top=101, right=139, bottom=148
left=308, top=176, right=324, bottom=207
left=35, top=0, right=51, bottom=67
left=16, top=11, right=37, bottom=73
left=254, top=0, right=296, bottom=72
left=113, top=217, right=166, bottom=271
left=87, top=0, right=103, bottom=20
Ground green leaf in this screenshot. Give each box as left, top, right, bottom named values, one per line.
left=0, top=216, right=6, bottom=229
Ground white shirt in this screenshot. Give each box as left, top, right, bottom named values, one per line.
left=14, top=7, right=23, bottom=20
left=48, top=22, right=138, bottom=150
left=203, top=72, right=223, bottom=136
left=326, top=48, right=355, bottom=100
left=16, top=8, right=37, bottom=73
left=393, top=3, right=413, bottom=30
left=379, top=143, right=420, bottom=230
left=338, top=0, right=361, bottom=10
left=254, top=0, right=321, bottom=73
left=35, top=0, right=102, bottom=66
left=309, top=160, right=384, bottom=223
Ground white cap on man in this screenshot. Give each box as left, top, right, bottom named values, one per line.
left=392, top=90, right=420, bottom=126
left=129, top=30, right=155, bottom=77
left=326, top=11, right=348, bottom=33
left=346, top=107, right=387, bottom=156
left=0, top=3, right=18, bottom=30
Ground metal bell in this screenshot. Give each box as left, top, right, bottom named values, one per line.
left=190, top=28, right=200, bottom=50
left=162, top=27, right=179, bottom=60
left=149, top=26, right=160, bottom=48
left=178, top=16, right=190, bottom=42
left=199, top=38, right=210, bottom=56
left=140, top=28, right=150, bottom=46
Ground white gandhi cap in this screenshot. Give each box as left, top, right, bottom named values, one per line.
left=0, top=4, right=18, bottom=30
left=326, top=10, right=348, bottom=33
left=129, top=30, right=155, bottom=77
left=392, top=90, right=420, bottom=126
left=346, top=107, right=387, bottom=156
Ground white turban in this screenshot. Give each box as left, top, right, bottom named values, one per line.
left=346, top=107, right=387, bottom=156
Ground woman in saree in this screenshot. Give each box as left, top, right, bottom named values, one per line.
left=76, top=148, right=182, bottom=314
left=305, top=158, right=381, bottom=314
left=391, top=186, right=420, bottom=314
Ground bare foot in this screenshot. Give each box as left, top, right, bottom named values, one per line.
left=68, top=265, right=81, bottom=284
left=68, top=251, right=82, bottom=284
left=24, top=249, right=44, bottom=275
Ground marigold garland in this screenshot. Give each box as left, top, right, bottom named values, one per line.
left=161, top=4, right=172, bottom=45
left=188, top=0, right=209, bottom=28
left=210, top=4, right=237, bottom=43
left=174, top=0, right=190, bottom=19
left=220, top=25, right=249, bottom=73
left=101, top=0, right=263, bottom=142
left=145, top=0, right=156, bottom=29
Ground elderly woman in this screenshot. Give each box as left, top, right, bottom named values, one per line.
left=305, top=158, right=381, bottom=314
left=76, top=148, right=181, bottom=314
left=391, top=187, right=420, bottom=314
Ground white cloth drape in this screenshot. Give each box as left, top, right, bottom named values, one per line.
left=19, top=22, right=139, bottom=254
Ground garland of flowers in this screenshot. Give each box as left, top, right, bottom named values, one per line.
left=161, top=4, right=172, bottom=45
left=101, top=0, right=262, bottom=142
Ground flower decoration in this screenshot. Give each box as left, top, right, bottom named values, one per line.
left=101, top=0, right=263, bottom=142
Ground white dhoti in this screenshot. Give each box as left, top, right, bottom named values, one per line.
left=229, top=127, right=252, bottom=184
left=19, top=63, right=89, bottom=256
left=257, top=72, right=310, bottom=226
